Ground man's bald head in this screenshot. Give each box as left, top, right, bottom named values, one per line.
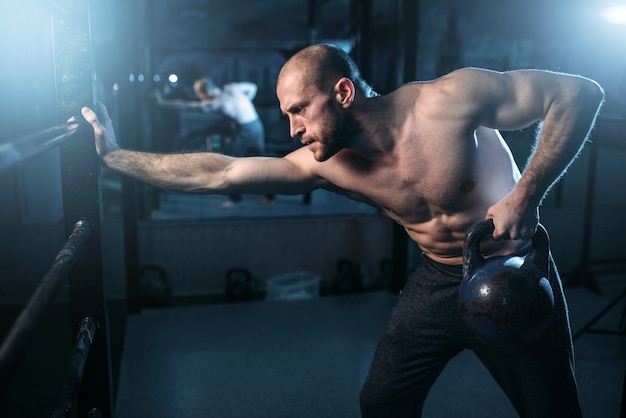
left=278, top=44, right=376, bottom=98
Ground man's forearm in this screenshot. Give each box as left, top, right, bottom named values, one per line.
left=103, top=149, right=233, bottom=193
left=517, top=77, right=605, bottom=205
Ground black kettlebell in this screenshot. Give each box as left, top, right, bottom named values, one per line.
left=459, top=219, right=555, bottom=347
left=225, top=268, right=252, bottom=302
left=332, top=259, right=363, bottom=294
left=139, top=265, right=170, bottom=308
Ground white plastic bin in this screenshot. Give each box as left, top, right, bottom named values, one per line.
left=265, top=271, right=321, bottom=301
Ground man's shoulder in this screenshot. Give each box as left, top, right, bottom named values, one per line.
left=399, top=68, right=496, bottom=107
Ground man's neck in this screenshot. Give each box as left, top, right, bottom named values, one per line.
left=348, top=94, right=398, bottom=160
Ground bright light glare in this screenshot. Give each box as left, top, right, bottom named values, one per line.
left=168, top=74, right=178, bottom=83
left=602, top=6, right=626, bottom=25
left=479, top=285, right=490, bottom=297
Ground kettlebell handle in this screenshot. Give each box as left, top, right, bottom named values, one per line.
left=463, top=219, right=495, bottom=278
left=525, top=223, right=550, bottom=275
left=463, top=219, right=551, bottom=278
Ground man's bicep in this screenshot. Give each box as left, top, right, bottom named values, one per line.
left=480, top=70, right=556, bottom=131
left=227, top=154, right=323, bottom=195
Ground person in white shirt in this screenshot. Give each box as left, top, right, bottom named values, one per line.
left=193, top=79, right=265, bottom=157
left=160, top=78, right=274, bottom=208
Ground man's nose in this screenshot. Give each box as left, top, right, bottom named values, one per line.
left=289, top=120, right=304, bottom=139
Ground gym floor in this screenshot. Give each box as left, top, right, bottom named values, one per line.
left=0, top=272, right=624, bottom=417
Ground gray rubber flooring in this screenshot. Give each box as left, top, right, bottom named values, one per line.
left=115, top=285, right=625, bottom=418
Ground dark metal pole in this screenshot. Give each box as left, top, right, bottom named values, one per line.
left=621, top=361, right=626, bottom=418
left=350, top=0, right=373, bottom=83
left=117, top=0, right=143, bottom=314
left=50, top=317, right=99, bottom=418
left=572, top=288, right=626, bottom=341
left=0, top=220, right=91, bottom=390
left=53, top=0, right=114, bottom=415
left=308, top=0, right=320, bottom=45
left=402, top=0, right=419, bottom=82
left=0, top=122, right=79, bottom=172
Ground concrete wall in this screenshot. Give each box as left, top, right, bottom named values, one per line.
left=102, top=216, right=394, bottom=299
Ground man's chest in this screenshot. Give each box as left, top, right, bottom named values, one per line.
left=325, top=152, right=478, bottom=222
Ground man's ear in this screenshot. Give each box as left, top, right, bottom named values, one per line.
left=334, top=77, right=355, bottom=108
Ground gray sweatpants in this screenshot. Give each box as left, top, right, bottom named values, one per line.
left=224, top=118, right=266, bottom=157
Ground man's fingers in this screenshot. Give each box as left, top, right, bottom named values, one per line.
left=81, top=106, right=97, bottom=124
left=80, top=106, right=105, bottom=138
left=492, top=225, right=536, bottom=241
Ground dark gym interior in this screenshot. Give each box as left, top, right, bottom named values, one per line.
left=0, top=0, right=625, bottom=417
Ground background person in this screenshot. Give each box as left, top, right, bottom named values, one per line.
left=158, top=77, right=274, bottom=208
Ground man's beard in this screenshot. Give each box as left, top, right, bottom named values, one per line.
left=315, top=112, right=361, bottom=162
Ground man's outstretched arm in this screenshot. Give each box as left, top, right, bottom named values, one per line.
left=81, top=104, right=323, bottom=196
